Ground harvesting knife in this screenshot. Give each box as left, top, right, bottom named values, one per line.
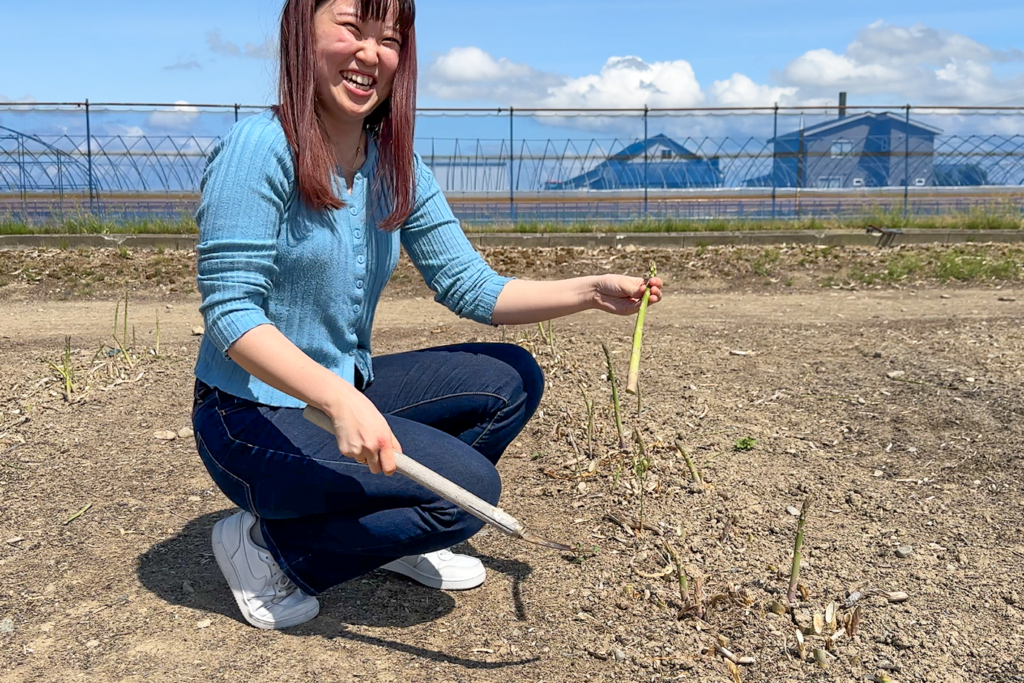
left=303, top=406, right=572, bottom=552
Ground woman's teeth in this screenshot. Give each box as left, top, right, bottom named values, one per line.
left=343, top=72, right=373, bottom=89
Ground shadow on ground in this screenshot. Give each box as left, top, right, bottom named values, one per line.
left=136, top=509, right=539, bottom=669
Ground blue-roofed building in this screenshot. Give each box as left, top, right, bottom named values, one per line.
left=544, top=134, right=723, bottom=190
left=752, top=112, right=943, bottom=189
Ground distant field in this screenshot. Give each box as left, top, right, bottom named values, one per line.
left=2, top=212, right=1023, bottom=236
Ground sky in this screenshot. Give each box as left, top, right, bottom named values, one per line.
left=2, top=0, right=1024, bottom=140
left=3, top=0, right=1023, bottom=106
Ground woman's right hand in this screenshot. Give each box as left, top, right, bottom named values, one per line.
left=224, top=326, right=401, bottom=475
left=323, top=384, right=401, bottom=476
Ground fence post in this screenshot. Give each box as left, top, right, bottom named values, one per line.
left=643, top=105, right=649, bottom=218
left=18, top=135, right=26, bottom=211
left=771, top=104, right=778, bottom=220
left=509, top=107, right=515, bottom=224
left=58, top=151, right=64, bottom=217
left=85, top=99, right=95, bottom=214
left=903, top=103, right=911, bottom=222
left=234, top=103, right=240, bottom=123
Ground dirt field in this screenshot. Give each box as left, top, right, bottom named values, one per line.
left=1, top=244, right=1022, bottom=683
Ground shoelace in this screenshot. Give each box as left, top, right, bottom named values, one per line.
left=258, top=550, right=299, bottom=603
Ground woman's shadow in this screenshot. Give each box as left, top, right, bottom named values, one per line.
left=137, top=510, right=538, bottom=669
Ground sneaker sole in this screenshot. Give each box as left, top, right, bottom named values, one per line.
left=383, top=560, right=486, bottom=591
left=211, top=516, right=320, bottom=630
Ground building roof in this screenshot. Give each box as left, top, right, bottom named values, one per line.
left=771, top=111, right=943, bottom=142
left=609, top=133, right=703, bottom=161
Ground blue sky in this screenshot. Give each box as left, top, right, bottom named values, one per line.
left=3, top=0, right=1023, bottom=108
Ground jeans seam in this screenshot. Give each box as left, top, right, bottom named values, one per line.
left=469, top=396, right=510, bottom=448
left=196, top=429, right=257, bottom=514
left=273, top=550, right=319, bottom=595
left=388, top=391, right=509, bottom=416
left=216, top=406, right=365, bottom=466
left=388, top=391, right=511, bottom=448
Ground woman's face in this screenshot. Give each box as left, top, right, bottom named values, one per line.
left=314, top=0, right=403, bottom=127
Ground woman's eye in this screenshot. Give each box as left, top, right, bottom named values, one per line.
left=342, top=22, right=361, bottom=35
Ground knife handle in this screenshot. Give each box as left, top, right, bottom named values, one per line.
left=302, top=406, right=524, bottom=537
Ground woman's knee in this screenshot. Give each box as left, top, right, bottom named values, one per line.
left=451, top=456, right=502, bottom=507
left=470, top=461, right=503, bottom=506
left=492, top=343, right=545, bottom=419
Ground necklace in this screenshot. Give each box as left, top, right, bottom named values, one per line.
left=342, top=132, right=365, bottom=173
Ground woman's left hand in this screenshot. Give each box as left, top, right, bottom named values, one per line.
left=591, top=274, right=664, bottom=316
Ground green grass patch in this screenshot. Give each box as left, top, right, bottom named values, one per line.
left=935, top=250, right=1020, bottom=281
left=2, top=206, right=1022, bottom=236
left=0, top=212, right=197, bottom=235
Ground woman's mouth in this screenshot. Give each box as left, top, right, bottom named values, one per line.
left=342, top=71, right=376, bottom=94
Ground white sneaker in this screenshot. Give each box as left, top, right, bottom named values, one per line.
left=211, top=511, right=320, bottom=630
left=383, top=549, right=486, bottom=590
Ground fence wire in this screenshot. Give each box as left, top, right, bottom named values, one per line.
left=2, top=102, right=1023, bottom=224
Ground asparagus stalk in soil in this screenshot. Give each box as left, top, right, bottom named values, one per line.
left=626, top=262, right=657, bottom=395
left=601, top=342, right=627, bottom=451
left=787, top=496, right=814, bottom=604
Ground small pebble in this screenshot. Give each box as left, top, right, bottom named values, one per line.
left=0, top=618, right=13, bottom=633
left=86, top=639, right=100, bottom=649
left=786, top=506, right=800, bottom=517
left=177, top=427, right=194, bottom=439
left=896, top=546, right=915, bottom=559
left=192, top=325, right=206, bottom=336
left=612, top=649, right=627, bottom=662
left=197, top=619, right=212, bottom=629
left=886, top=371, right=905, bottom=379
left=154, top=431, right=178, bottom=441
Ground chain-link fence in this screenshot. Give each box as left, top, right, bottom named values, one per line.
left=2, top=101, right=1023, bottom=225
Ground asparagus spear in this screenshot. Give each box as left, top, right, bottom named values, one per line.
left=626, top=262, right=657, bottom=395
left=787, top=496, right=813, bottom=603
left=601, top=342, right=627, bottom=451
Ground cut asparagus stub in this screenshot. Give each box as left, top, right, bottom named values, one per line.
left=626, top=263, right=657, bottom=395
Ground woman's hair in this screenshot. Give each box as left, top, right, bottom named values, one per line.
left=276, top=0, right=417, bottom=231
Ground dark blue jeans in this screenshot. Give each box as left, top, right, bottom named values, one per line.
left=191, top=343, right=543, bottom=596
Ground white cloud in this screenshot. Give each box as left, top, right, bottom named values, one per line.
left=103, top=124, right=147, bottom=137
left=709, top=74, right=797, bottom=107
left=164, top=59, right=202, bottom=71
left=780, top=21, right=1024, bottom=104
left=846, top=21, right=1022, bottom=68
left=145, top=101, right=201, bottom=131
left=206, top=29, right=274, bottom=59
left=425, top=47, right=564, bottom=102
left=0, top=95, right=37, bottom=104
left=539, top=56, right=704, bottom=109
left=424, top=21, right=1024, bottom=115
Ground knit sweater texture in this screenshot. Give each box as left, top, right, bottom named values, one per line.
left=194, top=111, right=512, bottom=408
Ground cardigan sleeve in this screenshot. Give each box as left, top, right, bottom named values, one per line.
left=195, top=114, right=295, bottom=355
left=400, top=155, right=512, bottom=325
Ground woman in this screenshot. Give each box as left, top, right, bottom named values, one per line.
left=192, top=0, right=663, bottom=631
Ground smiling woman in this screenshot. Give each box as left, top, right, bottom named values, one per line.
left=278, top=0, right=417, bottom=227
left=190, top=0, right=662, bottom=633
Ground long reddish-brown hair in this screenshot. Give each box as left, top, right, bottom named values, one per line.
left=276, top=0, right=417, bottom=231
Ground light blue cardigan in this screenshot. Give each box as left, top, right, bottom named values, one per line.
left=194, top=111, right=511, bottom=408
